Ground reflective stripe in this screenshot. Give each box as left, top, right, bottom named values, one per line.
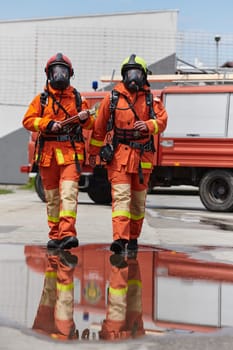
left=90, top=138, right=104, bottom=147
left=55, top=148, right=65, bottom=165
left=152, top=119, right=158, bottom=134
left=48, top=215, right=60, bottom=223
left=57, top=282, right=74, bottom=291
left=45, top=271, right=57, bottom=278
left=109, top=286, right=128, bottom=296
left=128, top=279, right=142, bottom=288
left=140, top=161, right=152, bottom=169
left=34, top=118, right=41, bottom=131
left=131, top=213, right=144, bottom=220
left=73, top=153, right=84, bottom=161
left=112, top=210, right=131, bottom=219
left=112, top=211, right=144, bottom=220
left=60, top=210, right=77, bottom=218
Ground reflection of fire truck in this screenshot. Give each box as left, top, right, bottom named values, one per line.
left=24, top=243, right=233, bottom=334
left=21, top=80, right=233, bottom=212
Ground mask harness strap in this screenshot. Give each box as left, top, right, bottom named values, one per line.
left=121, top=94, right=145, bottom=184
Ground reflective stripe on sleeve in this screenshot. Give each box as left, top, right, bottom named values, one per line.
left=34, top=118, right=41, bottom=131
left=152, top=119, right=158, bottom=134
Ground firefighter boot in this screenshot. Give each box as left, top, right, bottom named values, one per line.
left=127, top=249, right=138, bottom=260
left=59, top=250, right=78, bottom=268
left=110, top=253, right=128, bottom=268
left=47, top=239, right=60, bottom=250
left=127, top=239, right=138, bottom=252
left=110, top=239, right=128, bottom=253
left=59, top=236, right=79, bottom=250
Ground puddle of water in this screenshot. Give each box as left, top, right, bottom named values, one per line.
left=1, top=242, right=233, bottom=343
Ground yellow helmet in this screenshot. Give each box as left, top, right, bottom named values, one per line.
left=121, top=54, right=148, bottom=77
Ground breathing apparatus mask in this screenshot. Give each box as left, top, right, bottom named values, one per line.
left=49, top=64, right=70, bottom=90
left=123, top=68, right=145, bottom=92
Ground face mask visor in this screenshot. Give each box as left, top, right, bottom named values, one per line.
left=49, top=64, right=70, bottom=90
left=124, top=68, right=144, bottom=91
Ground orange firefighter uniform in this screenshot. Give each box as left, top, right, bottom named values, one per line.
left=32, top=250, right=78, bottom=340
left=89, top=58, right=167, bottom=252
left=22, top=54, right=95, bottom=249
left=99, top=253, right=145, bottom=340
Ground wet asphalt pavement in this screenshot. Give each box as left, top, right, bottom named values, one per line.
left=1, top=186, right=233, bottom=349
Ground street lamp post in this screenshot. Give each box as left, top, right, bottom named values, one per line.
left=214, top=35, right=221, bottom=69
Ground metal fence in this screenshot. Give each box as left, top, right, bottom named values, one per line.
left=0, top=28, right=233, bottom=107
left=176, top=31, right=233, bottom=71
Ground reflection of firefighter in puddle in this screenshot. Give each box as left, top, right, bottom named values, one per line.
left=99, top=252, right=145, bottom=340
left=32, top=249, right=89, bottom=341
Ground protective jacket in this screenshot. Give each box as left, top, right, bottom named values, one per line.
left=89, top=82, right=168, bottom=174
left=23, top=84, right=94, bottom=168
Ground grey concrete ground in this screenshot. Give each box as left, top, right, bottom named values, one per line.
left=1, top=186, right=233, bottom=349
left=0, top=186, right=159, bottom=247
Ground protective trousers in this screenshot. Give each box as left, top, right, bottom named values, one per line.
left=39, top=156, right=80, bottom=240
left=99, top=256, right=144, bottom=340
left=99, top=262, right=129, bottom=340
left=32, top=253, right=77, bottom=340
left=126, top=258, right=145, bottom=337
left=108, top=166, right=150, bottom=241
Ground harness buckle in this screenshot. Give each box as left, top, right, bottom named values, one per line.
left=129, top=141, right=144, bottom=151
left=133, top=130, right=141, bottom=139
left=143, top=140, right=152, bottom=152
left=57, top=135, right=70, bottom=141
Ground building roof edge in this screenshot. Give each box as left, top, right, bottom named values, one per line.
left=0, top=9, right=179, bottom=24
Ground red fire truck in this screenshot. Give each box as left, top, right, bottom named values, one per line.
left=21, top=81, right=233, bottom=212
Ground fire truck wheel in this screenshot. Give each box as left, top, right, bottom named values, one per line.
left=35, top=173, right=46, bottom=203
left=147, top=178, right=154, bottom=194
left=199, top=170, right=233, bottom=212
left=87, top=167, right=112, bottom=204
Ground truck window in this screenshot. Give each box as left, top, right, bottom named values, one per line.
left=163, top=93, right=229, bottom=138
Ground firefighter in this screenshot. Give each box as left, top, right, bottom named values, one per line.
left=89, top=54, right=168, bottom=253
left=99, top=251, right=145, bottom=340
left=22, top=53, right=95, bottom=250
left=32, top=249, right=78, bottom=340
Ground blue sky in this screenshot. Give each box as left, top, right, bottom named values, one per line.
left=1, top=0, right=233, bottom=34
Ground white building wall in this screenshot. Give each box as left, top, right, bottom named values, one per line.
left=0, top=10, right=177, bottom=183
